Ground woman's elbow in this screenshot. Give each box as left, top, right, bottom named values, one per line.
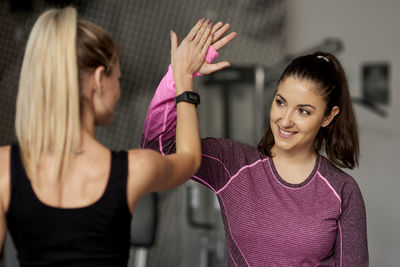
left=185, top=153, right=201, bottom=176
left=193, top=155, right=201, bottom=174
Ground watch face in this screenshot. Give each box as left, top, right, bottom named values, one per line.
left=188, top=92, right=200, bottom=101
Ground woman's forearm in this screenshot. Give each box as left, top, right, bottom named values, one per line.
left=174, top=76, right=201, bottom=171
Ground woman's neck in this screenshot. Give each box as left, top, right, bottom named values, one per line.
left=271, top=146, right=318, bottom=184
left=272, top=145, right=317, bottom=165
left=80, top=107, right=96, bottom=138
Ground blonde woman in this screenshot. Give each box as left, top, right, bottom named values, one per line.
left=0, top=7, right=219, bottom=265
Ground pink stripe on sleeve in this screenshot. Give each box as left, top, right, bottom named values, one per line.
left=192, top=175, right=217, bottom=193
left=338, top=221, right=343, bottom=267
left=217, top=158, right=268, bottom=195
left=202, top=154, right=231, bottom=177
left=218, top=198, right=251, bottom=266
left=318, top=174, right=342, bottom=212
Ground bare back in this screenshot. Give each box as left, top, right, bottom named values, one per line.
left=7, top=140, right=111, bottom=211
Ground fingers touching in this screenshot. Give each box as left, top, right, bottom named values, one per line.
left=201, top=34, right=213, bottom=56
left=175, top=18, right=236, bottom=52
left=170, top=18, right=214, bottom=77
left=170, top=18, right=236, bottom=76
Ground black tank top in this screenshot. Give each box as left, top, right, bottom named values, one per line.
left=6, top=145, right=132, bottom=267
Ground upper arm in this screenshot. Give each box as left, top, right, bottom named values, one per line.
left=0, top=145, right=11, bottom=253
left=336, top=180, right=369, bottom=266
left=192, top=138, right=260, bottom=192
left=126, top=148, right=199, bottom=207
left=193, top=138, right=234, bottom=191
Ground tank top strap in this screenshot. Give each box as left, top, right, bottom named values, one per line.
left=9, top=144, right=31, bottom=198
left=103, top=150, right=130, bottom=213
left=110, top=150, right=128, bottom=182
left=107, top=150, right=128, bottom=188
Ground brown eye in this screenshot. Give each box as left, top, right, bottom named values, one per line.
left=276, top=99, right=284, bottom=106
left=299, top=108, right=310, bottom=116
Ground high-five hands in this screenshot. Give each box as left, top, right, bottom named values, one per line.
left=170, top=18, right=213, bottom=86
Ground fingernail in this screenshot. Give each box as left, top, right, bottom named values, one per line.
left=170, top=30, right=174, bottom=36
left=200, top=17, right=205, bottom=22
left=205, top=18, right=210, bottom=24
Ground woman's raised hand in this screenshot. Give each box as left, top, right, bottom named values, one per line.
left=198, top=22, right=237, bottom=75
left=170, top=18, right=213, bottom=86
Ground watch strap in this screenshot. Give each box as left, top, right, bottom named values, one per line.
left=174, top=91, right=200, bottom=107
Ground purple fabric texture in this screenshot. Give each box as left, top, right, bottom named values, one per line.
left=141, top=51, right=368, bottom=266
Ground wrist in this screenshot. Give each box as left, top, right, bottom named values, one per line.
left=174, top=72, right=193, bottom=84
left=174, top=75, right=194, bottom=95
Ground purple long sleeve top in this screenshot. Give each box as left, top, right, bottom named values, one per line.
left=141, top=52, right=368, bottom=267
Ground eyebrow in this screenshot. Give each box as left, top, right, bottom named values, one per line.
left=276, top=94, right=316, bottom=109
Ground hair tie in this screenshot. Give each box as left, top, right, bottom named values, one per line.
left=316, top=55, right=330, bottom=63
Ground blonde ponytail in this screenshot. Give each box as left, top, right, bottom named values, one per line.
left=15, top=7, right=81, bottom=179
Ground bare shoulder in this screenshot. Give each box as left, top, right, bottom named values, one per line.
left=0, top=145, right=11, bottom=212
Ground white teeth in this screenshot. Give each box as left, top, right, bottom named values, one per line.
left=279, top=128, right=294, bottom=136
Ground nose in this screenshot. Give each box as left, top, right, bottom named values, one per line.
left=280, top=110, right=293, bottom=128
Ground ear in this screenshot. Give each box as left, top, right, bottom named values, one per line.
left=93, top=66, right=105, bottom=95
left=321, top=106, right=339, bottom=127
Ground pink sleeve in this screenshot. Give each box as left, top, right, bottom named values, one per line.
left=141, top=46, right=219, bottom=153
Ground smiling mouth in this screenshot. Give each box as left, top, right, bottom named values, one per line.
left=278, top=126, right=297, bottom=137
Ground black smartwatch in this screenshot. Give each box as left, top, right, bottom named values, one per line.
left=174, top=91, right=200, bottom=107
